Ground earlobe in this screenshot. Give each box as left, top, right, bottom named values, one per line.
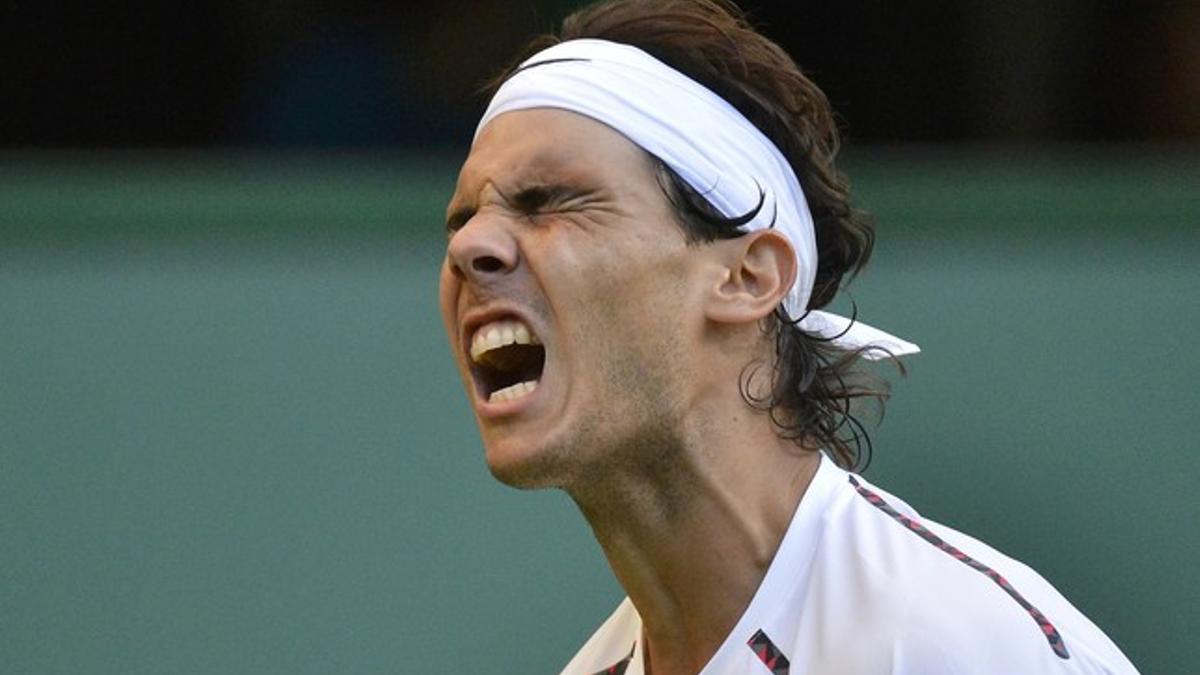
left=704, top=230, right=797, bottom=325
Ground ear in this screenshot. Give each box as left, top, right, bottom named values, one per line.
left=704, top=229, right=797, bottom=325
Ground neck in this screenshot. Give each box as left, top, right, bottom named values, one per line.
left=566, top=397, right=821, bottom=675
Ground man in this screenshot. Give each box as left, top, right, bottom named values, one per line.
left=439, top=1, right=1139, bottom=673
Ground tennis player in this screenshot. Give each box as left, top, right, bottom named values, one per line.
left=439, top=1, right=1139, bottom=673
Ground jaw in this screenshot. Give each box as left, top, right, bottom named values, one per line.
left=480, top=362, right=682, bottom=493
left=478, top=409, right=578, bottom=489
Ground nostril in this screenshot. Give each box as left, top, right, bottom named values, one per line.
left=472, top=256, right=506, bottom=273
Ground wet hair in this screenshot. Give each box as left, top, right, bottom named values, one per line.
left=487, top=0, right=898, bottom=471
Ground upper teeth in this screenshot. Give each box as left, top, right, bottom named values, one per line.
left=470, top=319, right=540, bottom=363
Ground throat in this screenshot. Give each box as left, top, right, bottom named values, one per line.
left=566, top=440, right=821, bottom=674
left=570, top=463, right=765, bottom=665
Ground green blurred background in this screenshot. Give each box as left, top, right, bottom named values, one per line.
left=4, top=0, right=1199, bottom=673
left=3, top=150, right=1196, bottom=673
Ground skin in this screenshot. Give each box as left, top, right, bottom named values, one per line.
left=441, top=108, right=820, bottom=675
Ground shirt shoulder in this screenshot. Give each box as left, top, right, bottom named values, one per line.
left=806, top=472, right=1140, bottom=674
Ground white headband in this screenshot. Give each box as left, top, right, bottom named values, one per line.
left=476, top=39, right=918, bottom=359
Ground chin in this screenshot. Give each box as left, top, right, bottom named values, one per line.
left=482, top=436, right=568, bottom=490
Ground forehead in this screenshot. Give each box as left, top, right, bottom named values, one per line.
left=453, top=108, right=657, bottom=198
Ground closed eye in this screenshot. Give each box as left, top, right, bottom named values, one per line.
left=512, top=184, right=588, bottom=214
left=444, top=183, right=595, bottom=235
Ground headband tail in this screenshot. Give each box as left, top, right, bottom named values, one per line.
left=799, top=311, right=921, bottom=360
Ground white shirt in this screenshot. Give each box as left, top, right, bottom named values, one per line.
left=561, top=454, right=1139, bottom=674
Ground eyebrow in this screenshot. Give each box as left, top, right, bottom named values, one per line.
left=445, top=205, right=474, bottom=232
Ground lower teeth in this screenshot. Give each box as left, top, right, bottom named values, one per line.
left=489, top=380, right=538, bottom=403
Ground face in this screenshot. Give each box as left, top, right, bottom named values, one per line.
left=440, top=109, right=708, bottom=489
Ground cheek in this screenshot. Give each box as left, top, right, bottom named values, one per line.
left=532, top=222, right=691, bottom=325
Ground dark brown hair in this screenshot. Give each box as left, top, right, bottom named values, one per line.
left=489, top=0, right=897, bottom=470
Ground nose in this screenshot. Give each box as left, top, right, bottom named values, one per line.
left=446, top=214, right=519, bottom=283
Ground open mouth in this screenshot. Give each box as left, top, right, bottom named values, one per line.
left=469, top=318, right=546, bottom=404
